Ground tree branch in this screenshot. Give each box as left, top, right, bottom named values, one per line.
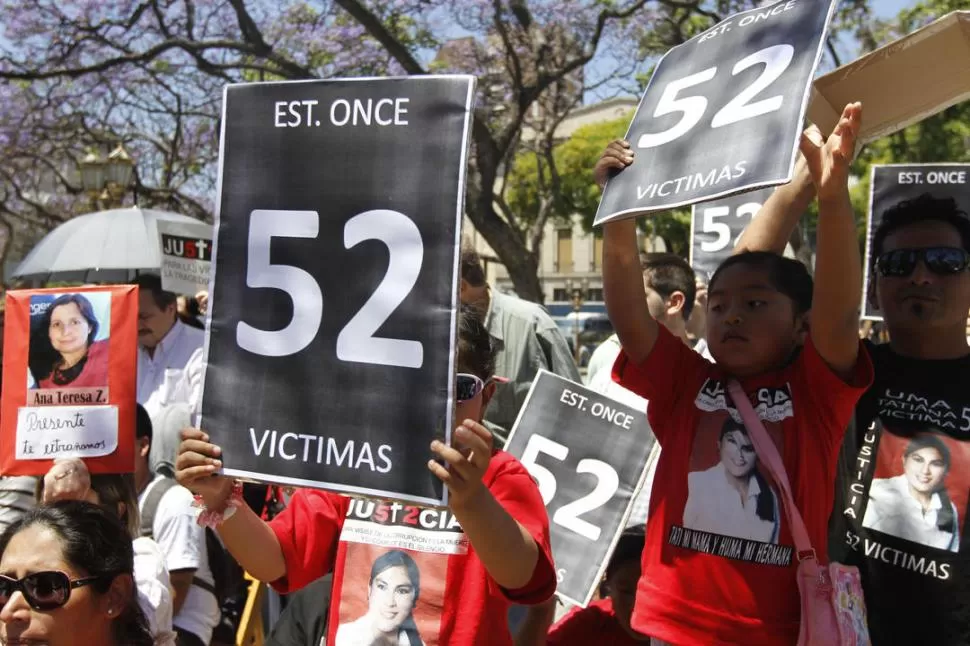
left=332, top=0, right=427, bottom=75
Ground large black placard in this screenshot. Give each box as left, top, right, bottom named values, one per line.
left=505, top=371, right=654, bottom=607
left=595, top=0, right=836, bottom=224
left=862, top=164, right=970, bottom=320
left=201, top=76, right=475, bottom=505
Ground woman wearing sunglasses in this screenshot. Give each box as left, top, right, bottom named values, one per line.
left=0, top=500, right=154, bottom=646
left=37, top=467, right=177, bottom=646
left=176, top=304, right=555, bottom=646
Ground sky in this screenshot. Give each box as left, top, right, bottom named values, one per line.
left=582, top=0, right=926, bottom=102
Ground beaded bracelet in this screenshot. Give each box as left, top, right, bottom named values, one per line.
left=192, top=480, right=244, bottom=529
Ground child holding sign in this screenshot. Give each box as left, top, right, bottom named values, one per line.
left=596, top=103, right=872, bottom=644
left=175, top=305, right=555, bottom=646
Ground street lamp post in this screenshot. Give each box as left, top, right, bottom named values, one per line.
left=80, top=143, right=135, bottom=210
left=565, top=277, right=589, bottom=365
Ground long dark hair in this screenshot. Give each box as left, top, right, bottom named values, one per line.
left=719, top=418, right=776, bottom=524
left=368, top=550, right=424, bottom=646
left=0, top=501, right=153, bottom=646
left=904, top=433, right=956, bottom=533
left=29, top=293, right=100, bottom=383
left=35, top=473, right=142, bottom=539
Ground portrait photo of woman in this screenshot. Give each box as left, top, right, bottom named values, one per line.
left=863, top=432, right=961, bottom=553
left=28, top=293, right=110, bottom=390
left=335, top=550, right=425, bottom=646
left=683, top=417, right=780, bottom=544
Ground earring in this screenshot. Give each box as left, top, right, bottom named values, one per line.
left=107, top=609, right=114, bottom=616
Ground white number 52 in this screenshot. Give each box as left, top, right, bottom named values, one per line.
left=638, top=44, right=795, bottom=149
left=520, top=435, right=620, bottom=542
left=236, top=208, right=424, bottom=368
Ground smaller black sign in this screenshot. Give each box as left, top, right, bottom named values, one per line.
left=690, top=187, right=778, bottom=281
left=862, top=164, right=970, bottom=320
left=504, top=371, right=654, bottom=607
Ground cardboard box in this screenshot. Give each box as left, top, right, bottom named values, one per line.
left=808, top=11, right=970, bottom=143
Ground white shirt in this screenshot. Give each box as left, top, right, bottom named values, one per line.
left=133, top=536, right=177, bottom=646
left=138, top=475, right=220, bottom=644
left=137, top=320, right=205, bottom=419
left=683, top=462, right=780, bottom=543
left=863, top=475, right=960, bottom=553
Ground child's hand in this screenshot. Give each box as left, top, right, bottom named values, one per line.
left=593, top=139, right=635, bottom=190
left=176, top=427, right=234, bottom=507
left=428, top=419, right=493, bottom=509
left=799, top=102, right=861, bottom=202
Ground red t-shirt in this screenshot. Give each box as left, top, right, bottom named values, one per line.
left=547, top=598, right=646, bottom=645
left=269, top=450, right=555, bottom=646
left=612, top=326, right=872, bottom=645
left=38, top=340, right=109, bottom=389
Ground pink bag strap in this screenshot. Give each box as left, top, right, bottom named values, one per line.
left=727, top=380, right=817, bottom=562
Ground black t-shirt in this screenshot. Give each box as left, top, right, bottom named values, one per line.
left=265, top=575, right=331, bottom=646
left=829, top=341, right=970, bottom=646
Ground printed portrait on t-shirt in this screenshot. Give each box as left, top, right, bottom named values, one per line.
left=683, top=412, right=782, bottom=545
left=862, top=428, right=970, bottom=553
left=27, top=292, right=111, bottom=394
left=335, top=548, right=436, bottom=646
left=331, top=498, right=465, bottom=646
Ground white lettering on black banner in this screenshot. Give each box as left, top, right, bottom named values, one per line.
left=595, top=0, right=837, bottom=223
left=200, top=76, right=476, bottom=506
left=690, top=188, right=779, bottom=281
left=505, top=371, right=654, bottom=607
left=861, top=164, right=970, bottom=319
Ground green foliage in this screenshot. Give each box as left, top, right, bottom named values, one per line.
left=506, top=114, right=630, bottom=228
left=505, top=111, right=691, bottom=257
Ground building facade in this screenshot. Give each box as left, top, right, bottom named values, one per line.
left=464, top=97, right=669, bottom=314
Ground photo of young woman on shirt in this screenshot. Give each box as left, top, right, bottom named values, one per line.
left=596, top=102, right=873, bottom=645
left=335, top=550, right=424, bottom=646
left=863, top=432, right=961, bottom=553
left=683, top=417, right=780, bottom=544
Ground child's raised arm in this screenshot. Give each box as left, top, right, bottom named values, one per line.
left=799, top=102, right=864, bottom=379
left=595, top=140, right=659, bottom=365
left=734, top=147, right=817, bottom=255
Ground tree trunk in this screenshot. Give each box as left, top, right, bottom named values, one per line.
left=465, top=193, right=545, bottom=304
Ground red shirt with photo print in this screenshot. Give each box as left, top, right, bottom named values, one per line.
left=612, top=326, right=871, bottom=645
left=269, top=449, right=555, bottom=646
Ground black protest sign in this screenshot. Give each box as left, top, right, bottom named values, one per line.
left=690, top=187, right=778, bottom=282
left=505, top=371, right=654, bottom=607
left=200, top=76, right=475, bottom=506
left=862, top=164, right=970, bottom=320
left=595, top=0, right=836, bottom=224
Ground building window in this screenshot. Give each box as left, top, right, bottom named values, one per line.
left=557, top=228, right=573, bottom=273
left=587, top=288, right=604, bottom=302
left=593, top=232, right=604, bottom=271
left=552, top=288, right=569, bottom=301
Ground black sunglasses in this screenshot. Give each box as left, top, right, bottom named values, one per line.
left=457, top=373, right=489, bottom=403
left=0, top=571, right=104, bottom=611
left=875, top=247, right=970, bottom=278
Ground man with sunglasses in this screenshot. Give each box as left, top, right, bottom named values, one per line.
left=740, top=176, right=970, bottom=644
